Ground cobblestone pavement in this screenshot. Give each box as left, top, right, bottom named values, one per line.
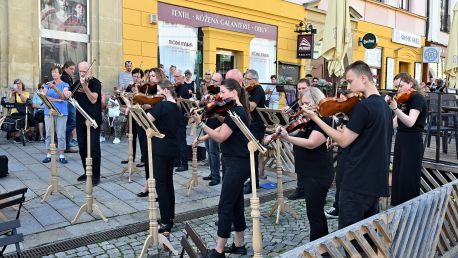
left=43, top=190, right=339, bottom=258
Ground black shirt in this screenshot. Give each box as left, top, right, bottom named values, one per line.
left=71, top=78, right=102, bottom=126
left=176, top=83, right=193, bottom=99
left=397, top=93, right=427, bottom=133
left=149, top=101, right=180, bottom=157
left=293, top=118, right=334, bottom=180
left=343, top=95, right=393, bottom=197
left=220, top=105, right=249, bottom=159
left=206, top=117, right=222, bottom=130
left=61, top=71, right=73, bottom=86
left=249, top=85, right=266, bottom=139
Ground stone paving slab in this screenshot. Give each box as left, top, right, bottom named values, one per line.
left=0, top=134, right=296, bottom=252
left=43, top=195, right=339, bottom=258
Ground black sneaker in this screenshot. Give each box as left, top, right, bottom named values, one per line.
left=224, top=243, right=247, bottom=255
left=203, top=175, right=212, bottom=180
left=158, top=222, right=173, bottom=233
left=13, top=137, right=22, bottom=144
left=325, top=206, right=339, bottom=219
left=243, top=182, right=260, bottom=194
left=287, top=191, right=305, bottom=200
left=209, top=249, right=226, bottom=258
left=209, top=180, right=220, bottom=186
left=77, top=174, right=87, bottom=181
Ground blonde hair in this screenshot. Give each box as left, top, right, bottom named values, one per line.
left=300, top=87, right=326, bottom=105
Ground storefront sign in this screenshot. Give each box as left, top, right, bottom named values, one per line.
left=423, top=47, right=441, bottom=63
left=250, top=38, right=276, bottom=83
left=158, top=2, right=277, bottom=40
left=297, top=34, right=313, bottom=59
left=360, top=33, right=377, bottom=49
left=365, top=48, right=382, bottom=68
left=392, top=29, right=421, bottom=48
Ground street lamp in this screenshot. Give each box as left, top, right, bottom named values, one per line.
left=294, top=21, right=317, bottom=34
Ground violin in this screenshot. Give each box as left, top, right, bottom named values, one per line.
left=267, top=117, right=311, bottom=144
left=245, top=82, right=257, bottom=92
left=191, top=95, right=235, bottom=119
left=394, top=88, right=416, bottom=104
left=133, top=94, right=165, bottom=105
left=314, top=92, right=364, bottom=117
left=207, top=84, right=220, bottom=95
left=70, top=59, right=96, bottom=97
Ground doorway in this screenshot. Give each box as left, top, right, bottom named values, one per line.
left=399, top=61, right=409, bottom=73
left=216, top=49, right=235, bottom=79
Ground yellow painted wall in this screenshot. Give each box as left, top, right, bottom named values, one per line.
left=353, top=21, right=425, bottom=89
left=122, top=0, right=307, bottom=76
left=122, top=0, right=158, bottom=69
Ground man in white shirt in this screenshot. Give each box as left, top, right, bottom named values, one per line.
left=118, top=60, right=133, bottom=91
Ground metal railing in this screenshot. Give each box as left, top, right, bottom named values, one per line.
left=280, top=161, right=458, bottom=258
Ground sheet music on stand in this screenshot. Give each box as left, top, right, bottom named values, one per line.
left=177, top=98, right=198, bottom=114
left=37, top=92, right=63, bottom=116
left=256, top=107, right=289, bottom=133
left=129, top=105, right=164, bottom=139
left=68, top=97, right=97, bottom=128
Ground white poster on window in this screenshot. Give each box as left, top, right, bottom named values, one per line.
left=414, top=62, right=422, bottom=83
left=365, top=48, right=382, bottom=68
left=249, top=38, right=277, bottom=84
left=158, top=21, right=198, bottom=78
left=386, top=57, right=395, bottom=90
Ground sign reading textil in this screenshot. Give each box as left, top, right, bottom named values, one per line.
left=158, top=2, right=277, bottom=41
left=297, top=34, right=314, bottom=59
left=392, top=29, right=421, bottom=48
left=423, top=47, right=441, bottom=63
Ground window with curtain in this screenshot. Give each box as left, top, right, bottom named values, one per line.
left=40, top=0, right=89, bottom=82
left=440, top=0, right=450, bottom=32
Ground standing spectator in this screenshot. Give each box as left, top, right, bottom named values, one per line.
left=200, top=70, right=212, bottom=97
left=119, top=60, right=133, bottom=91
left=265, top=75, right=280, bottom=108
left=61, top=61, right=78, bottom=153
left=183, top=70, right=196, bottom=99
left=174, top=69, right=190, bottom=172
left=312, top=77, right=319, bottom=87
left=169, top=65, right=177, bottom=83
left=32, top=83, right=46, bottom=142
left=42, top=66, right=71, bottom=164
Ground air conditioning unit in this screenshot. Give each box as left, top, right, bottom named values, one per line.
left=149, top=13, right=158, bottom=24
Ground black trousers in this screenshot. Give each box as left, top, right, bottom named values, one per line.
left=303, top=177, right=332, bottom=241
left=76, top=122, right=101, bottom=180
left=338, top=189, right=379, bottom=229
left=332, top=148, right=348, bottom=210
left=153, top=154, right=175, bottom=224
left=218, top=157, right=250, bottom=238
left=136, top=123, right=147, bottom=175
left=176, top=124, right=188, bottom=168
left=391, top=131, right=424, bottom=206
left=131, top=118, right=138, bottom=161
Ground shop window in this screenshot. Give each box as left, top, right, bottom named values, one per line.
left=249, top=38, right=277, bottom=83
left=158, top=21, right=198, bottom=80
left=40, top=0, right=89, bottom=81
left=441, top=0, right=450, bottom=32
left=400, top=0, right=409, bottom=11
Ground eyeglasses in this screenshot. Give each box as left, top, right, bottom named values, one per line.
left=245, top=77, right=255, bottom=80
left=205, top=73, right=211, bottom=76
left=149, top=74, right=156, bottom=77
left=211, top=79, right=220, bottom=83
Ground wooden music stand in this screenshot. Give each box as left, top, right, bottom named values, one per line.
left=256, top=108, right=299, bottom=224
left=69, top=97, right=108, bottom=224
left=228, top=110, right=267, bottom=258
left=186, top=145, right=209, bottom=196
left=38, top=93, right=73, bottom=203
left=128, top=105, right=178, bottom=257
left=118, top=93, right=140, bottom=182
left=177, top=97, right=198, bottom=136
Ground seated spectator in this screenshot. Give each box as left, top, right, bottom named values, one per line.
left=9, top=79, right=35, bottom=143
left=32, top=83, right=45, bottom=142
left=101, top=95, right=127, bottom=144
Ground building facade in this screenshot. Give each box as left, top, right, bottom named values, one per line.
left=0, top=0, right=122, bottom=94
left=424, top=0, right=458, bottom=82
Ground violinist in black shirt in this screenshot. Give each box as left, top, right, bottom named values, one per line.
left=73, top=61, right=103, bottom=186
left=302, top=61, right=393, bottom=229
left=242, top=69, right=265, bottom=194
left=192, top=78, right=251, bottom=258
left=173, top=69, right=191, bottom=172
left=140, top=79, right=180, bottom=234
left=266, top=87, right=334, bottom=241
left=385, top=73, right=427, bottom=206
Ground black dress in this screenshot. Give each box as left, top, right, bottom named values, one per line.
left=391, top=93, right=427, bottom=206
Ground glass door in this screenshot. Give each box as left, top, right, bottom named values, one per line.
left=216, top=50, right=235, bottom=79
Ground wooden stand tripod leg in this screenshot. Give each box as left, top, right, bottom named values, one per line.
left=72, top=121, right=108, bottom=224
left=42, top=112, right=73, bottom=203
left=268, top=139, right=299, bottom=224
left=120, top=113, right=139, bottom=182
left=139, top=131, right=177, bottom=257
left=248, top=141, right=263, bottom=258
left=186, top=146, right=199, bottom=196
